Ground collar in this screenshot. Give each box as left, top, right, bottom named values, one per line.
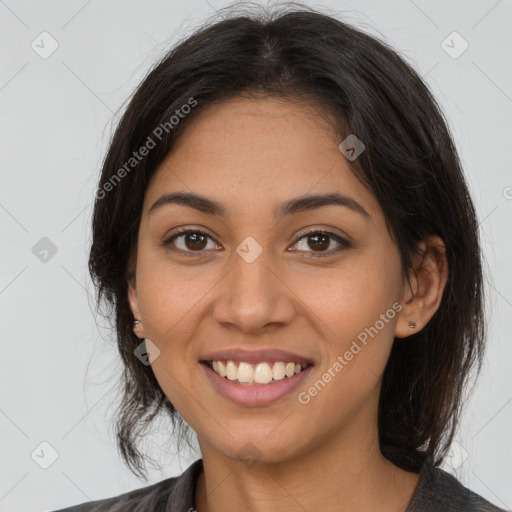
left=165, top=458, right=204, bottom=512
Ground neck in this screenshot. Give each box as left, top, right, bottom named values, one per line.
left=194, top=396, right=420, bottom=512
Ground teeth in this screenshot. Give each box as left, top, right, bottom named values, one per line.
left=272, top=361, right=286, bottom=380
left=209, top=360, right=309, bottom=384
left=254, top=363, right=273, bottom=384
left=237, top=362, right=253, bottom=383
left=226, top=361, right=238, bottom=381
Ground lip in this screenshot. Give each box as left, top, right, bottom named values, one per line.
left=200, top=361, right=314, bottom=406
left=199, top=348, right=314, bottom=365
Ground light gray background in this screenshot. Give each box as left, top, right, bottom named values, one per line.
left=1, top=1, right=511, bottom=511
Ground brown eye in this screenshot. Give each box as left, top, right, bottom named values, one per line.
left=291, top=230, right=351, bottom=257
left=182, top=232, right=208, bottom=250
left=162, top=228, right=351, bottom=258
left=162, top=229, right=218, bottom=255
left=306, top=233, right=330, bottom=252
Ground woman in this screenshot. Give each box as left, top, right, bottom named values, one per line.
left=51, top=4, right=507, bottom=511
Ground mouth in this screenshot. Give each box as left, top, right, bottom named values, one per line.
left=199, top=358, right=315, bottom=406
left=200, top=359, right=314, bottom=386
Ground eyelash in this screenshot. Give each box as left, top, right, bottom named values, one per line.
left=161, top=228, right=352, bottom=258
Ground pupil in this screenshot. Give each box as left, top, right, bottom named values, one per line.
left=186, top=233, right=207, bottom=250
left=309, top=234, right=328, bottom=251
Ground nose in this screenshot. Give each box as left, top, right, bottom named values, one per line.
left=212, top=247, right=296, bottom=334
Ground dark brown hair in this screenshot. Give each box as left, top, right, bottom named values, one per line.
left=88, top=2, right=486, bottom=479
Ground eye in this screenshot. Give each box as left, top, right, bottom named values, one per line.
left=161, top=228, right=352, bottom=258
left=290, top=229, right=352, bottom=258
left=162, top=228, right=220, bottom=256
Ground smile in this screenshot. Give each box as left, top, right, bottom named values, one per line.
left=205, top=360, right=312, bottom=385
left=200, top=359, right=315, bottom=406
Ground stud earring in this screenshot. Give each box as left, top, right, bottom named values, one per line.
left=408, top=320, right=417, bottom=329
left=133, top=319, right=143, bottom=338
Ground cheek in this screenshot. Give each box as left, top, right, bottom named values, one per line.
left=293, top=246, right=402, bottom=350
left=136, top=239, right=211, bottom=330
left=133, top=248, right=211, bottom=380
left=292, top=247, right=402, bottom=415
left=135, top=265, right=204, bottom=413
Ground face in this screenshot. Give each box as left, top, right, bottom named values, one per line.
left=128, top=95, right=409, bottom=465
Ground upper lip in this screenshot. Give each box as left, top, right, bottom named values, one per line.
left=200, top=348, right=314, bottom=365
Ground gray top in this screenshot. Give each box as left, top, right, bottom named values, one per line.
left=49, top=458, right=508, bottom=512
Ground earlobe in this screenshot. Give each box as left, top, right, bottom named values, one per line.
left=394, top=235, right=448, bottom=339
left=394, top=295, right=420, bottom=339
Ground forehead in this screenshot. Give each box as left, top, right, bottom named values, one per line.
left=144, top=96, right=379, bottom=220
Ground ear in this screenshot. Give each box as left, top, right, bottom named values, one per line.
left=128, top=275, right=145, bottom=338
left=395, top=235, right=448, bottom=338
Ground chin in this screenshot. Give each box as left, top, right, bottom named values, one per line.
left=213, top=433, right=306, bottom=466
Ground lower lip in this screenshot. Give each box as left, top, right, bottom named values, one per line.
left=200, top=363, right=314, bottom=406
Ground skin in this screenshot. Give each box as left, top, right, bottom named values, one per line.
left=128, top=95, right=448, bottom=512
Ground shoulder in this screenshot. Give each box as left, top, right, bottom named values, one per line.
left=47, top=459, right=203, bottom=512
left=48, top=477, right=174, bottom=512
left=408, top=462, right=508, bottom=512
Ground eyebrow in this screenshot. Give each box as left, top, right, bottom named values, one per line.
left=149, top=191, right=370, bottom=219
